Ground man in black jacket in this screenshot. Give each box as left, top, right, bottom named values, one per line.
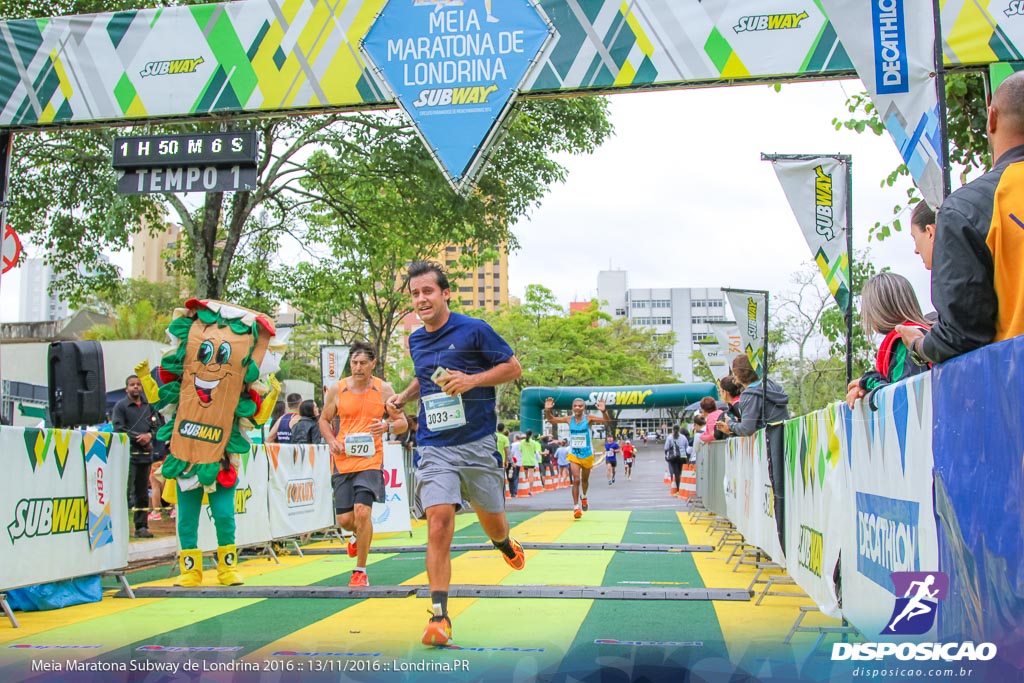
left=899, top=72, right=1024, bottom=362
left=112, top=375, right=159, bottom=538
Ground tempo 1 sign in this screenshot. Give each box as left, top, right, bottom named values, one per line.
left=116, top=165, right=258, bottom=195
left=112, top=130, right=259, bottom=195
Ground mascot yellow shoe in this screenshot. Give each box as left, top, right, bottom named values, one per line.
left=217, top=545, right=244, bottom=586
left=175, top=549, right=204, bottom=587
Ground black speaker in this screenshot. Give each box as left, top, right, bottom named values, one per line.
left=48, top=341, right=107, bottom=428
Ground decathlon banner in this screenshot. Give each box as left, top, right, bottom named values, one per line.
left=194, top=445, right=272, bottom=552
left=819, top=0, right=944, bottom=208
left=835, top=372, right=938, bottom=639
left=723, top=289, right=768, bottom=376
left=782, top=405, right=849, bottom=618
left=320, top=345, right=350, bottom=392
left=769, top=156, right=852, bottom=312
left=0, top=427, right=129, bottom=591
left=267, top=443, right=334, bottom=539
left=720, top=433, right=783, bottom=563
left=372, top=443, right=412, bottom=534
left=361, top=0, right=553, bottom=190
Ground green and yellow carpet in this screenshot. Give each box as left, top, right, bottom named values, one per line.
left=0, top=510, right=846, bottom=682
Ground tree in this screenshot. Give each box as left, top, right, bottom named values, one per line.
left=472, top=291, right=676, bottom=421
left=833, top=72, right=989, bottom=240
left=771, top=258, right=878, bottom=416
left=82, top=300, right=170, bottom=342
left=279, top=98, right=613, bottom=373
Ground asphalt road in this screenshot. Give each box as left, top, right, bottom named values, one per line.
left=505, top=441, right=691, bottom=513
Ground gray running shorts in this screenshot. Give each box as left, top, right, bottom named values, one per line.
left=416, top=434, right=505, bottom=514
left=332, top=469, right=385, bottom=513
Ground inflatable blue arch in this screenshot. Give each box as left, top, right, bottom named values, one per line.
left=519, top=383, right=717, bottom=435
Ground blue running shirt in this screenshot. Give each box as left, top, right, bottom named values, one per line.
left=409, top=313, right=515, bottom=447
left=568, top=415, right=592, bottom=457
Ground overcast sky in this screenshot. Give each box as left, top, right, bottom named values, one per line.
left=507, top=79, right=934, bottom=317
left=1, top=77, right=938, bottom=325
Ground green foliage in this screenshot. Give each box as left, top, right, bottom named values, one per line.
left=771, top=257, right=878, bottom=416
left=471, top=292, right=675, bottom=420
left=82, top=300, right=170, bottom=342
left=278, top=98, right=613, bottom=373
left=833, top=72, right=990, bottom=241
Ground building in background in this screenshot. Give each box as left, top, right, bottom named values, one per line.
left=18, top=258, right=67, bottom=322
left=131, top=222, right=181, bottom=283
left=440, top=244, right=508, bottom=312
left=597, top=269, right=731, bottom=382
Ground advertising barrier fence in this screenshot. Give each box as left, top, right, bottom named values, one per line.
left=1, top=438, right=414, bottom=591
left=697, top=336, right=1020, bottom=648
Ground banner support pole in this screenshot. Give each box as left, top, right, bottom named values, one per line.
left=845, top=156, right=854, bottom=387
left=932, top=0, right=952, bottom=199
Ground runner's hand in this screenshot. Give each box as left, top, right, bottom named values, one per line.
left=596, top=399, right=606, bottom=411
left=329, top=439, right=344, bottom=456
left=368, top=419, right=389, bottom=436
left=544, top=397, right=555, bottom=410
left=437, top=369, right=475, bottom=397
left=386, top=395, right=404, bottom=412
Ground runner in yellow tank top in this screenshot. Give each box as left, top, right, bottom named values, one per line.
left=319, top=341, right=406, bottom=587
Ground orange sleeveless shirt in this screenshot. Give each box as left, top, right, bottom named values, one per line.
left=332, top=376, right=386, bottom=474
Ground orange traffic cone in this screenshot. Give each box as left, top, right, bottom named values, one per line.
left=664, top=470, right=671, bottom=485
left=679, top=464, right=697, bottom=499
left=505, top=475, right=511, bottom=499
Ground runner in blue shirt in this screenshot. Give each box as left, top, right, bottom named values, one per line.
left=388, top=261, right=525, bottom=647
left=604, top=435, right=621, bottom=485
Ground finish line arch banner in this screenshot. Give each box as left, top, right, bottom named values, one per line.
left=0, top=427, right=130, bottom=591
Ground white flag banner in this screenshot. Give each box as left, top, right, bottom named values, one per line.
left=709, top=321, right=744, bottom=378
left=819, top=0, right=944, bottom=208
left=320, top=345, right=350, bottom=392
left=770, top=156, right=852, bottom=313
left=723, top=289, right=768, bottom=377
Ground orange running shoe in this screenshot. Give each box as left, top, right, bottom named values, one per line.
left=421, top=614, right=453, bottom=646
left=347, top=538, right=358, bottom=558
left=573, top=506, right=582, bottom=520
left=500, top=537, right=526, bottom=570
left=581, top=497, right=589, bottom=511
left=348, top=570, right=368, bottom=587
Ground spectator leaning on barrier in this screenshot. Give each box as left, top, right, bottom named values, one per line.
left=713, top=375, right=743, bottom=440
left=846, top=273, right=931, bottom=410
left=898, top=71, right=1024, bottom=363
left=698, top=396, right=723, bottom=443
left=715, top=355, right=789, bottom=438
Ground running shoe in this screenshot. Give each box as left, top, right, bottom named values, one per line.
left=348, top=570, right=369, bottom=587
left=347, top=538, right=358, bottom=558
left=499, top=537, right=526, bottom=570
left=573, top=506, right=582, bottom=519
left=147, top=511, right=162, bottom=522
left=170, top=507, right=177, bottom=519
left=422, top=614, right=453, bottom=646
left=581, top=497, right=589, bottom=511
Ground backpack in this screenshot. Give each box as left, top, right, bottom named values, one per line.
left=665, top=439, right=682, bottom=462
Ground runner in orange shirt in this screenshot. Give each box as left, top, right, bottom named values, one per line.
left=319, top=341, right=407, bottom=587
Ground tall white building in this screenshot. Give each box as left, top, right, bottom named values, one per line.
left=19, top=258, right=68, bottom=322
left=597, top=269, right=731, bottom=381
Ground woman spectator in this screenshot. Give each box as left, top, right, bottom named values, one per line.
left=288, top=399, right=323, bottom=444
left=715, top=355, right=789, bottom=438
left=713, top=375, right=743, bottom=440
left=846, top=272, right=931, bottom=410
left=663, top=425, right=690, bottom=496
left=698, top=396, right=723, bottom=443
